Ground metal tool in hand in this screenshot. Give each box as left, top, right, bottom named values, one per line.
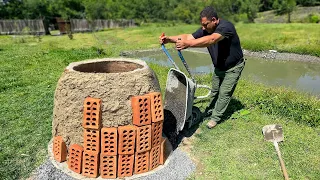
left=262, top=124, right=289, bottom=180
left=160, top=33, right=180, bottom=70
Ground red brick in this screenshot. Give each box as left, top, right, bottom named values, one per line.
left=83, top=97, right=102, bottom=129
left=82, top=151, right=99, bottom=178
left=131, top=95, right=151, bottom=126
left=68, top=144, right=84, bottom=174
left=118, top=126, right=136, bottom=155
left=100, top=154, right=117, bottom=179
left=135, top=151, right=149, bottom=174
left=84, top=129, right=100, bottom=153
left=117, top=154, right=134, bottom=177
left=149, top=145, right=161, bottom=170
left=160, top=137, right=171, bottom=165
left=148, top=92, right=164, bottom=122
left=151, top=121, right=163, bottom=147
left=136, top=125, right=151, bottom=153
left=53, top=136, right=67, bottom=163
left=101, top=127, right=117, bottom=156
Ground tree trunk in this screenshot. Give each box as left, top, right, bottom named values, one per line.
left=287, top=12, right=291, bottom=23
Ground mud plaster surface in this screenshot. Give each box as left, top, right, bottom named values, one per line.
left=52, top=58, right=160, bottom=147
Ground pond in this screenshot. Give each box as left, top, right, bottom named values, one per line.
left=127, top=48, right=320, bottom=97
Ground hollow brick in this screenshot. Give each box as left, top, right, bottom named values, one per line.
left=136, top=125, right=151, bottom=153
left=131, top=95, right=151, bottom=126
left=149, top=145, right=161, bottom=170
left=160, top=137, right=172, bottom=165
left=83, top=128, right=100, bottom=153
left=83, top=97, right=102, bottom=129
left=118, top=126, right=136, bottom=155
left=134, top=151, right=149, bottom=174
left=148, top=92, right=164, bottom=122
left=117, top=154, right=134, bottom=178
left=100, top=154, right=117, bottom=179
left=68, top=144, right=84, bottom=174
left=101, top=127, right=117, bottom=156
left=53, top=136, right=67, bottom=163
left=151, top=121, right=163, bottom=147
left=82, top=151, right=99, bottom=178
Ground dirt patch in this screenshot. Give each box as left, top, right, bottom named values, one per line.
left=52, top=58, right=161, bottom=147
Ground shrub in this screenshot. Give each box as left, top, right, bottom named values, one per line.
left=309, top=14, right=320, bottom=23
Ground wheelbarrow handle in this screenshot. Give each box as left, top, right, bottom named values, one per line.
left=194, top=84, right=212, bottom=99
left=161, top=33, right=180, bottom=70
left=177, top=38, right=194, bottom=82
left=273, top=141, right=289, bottom=180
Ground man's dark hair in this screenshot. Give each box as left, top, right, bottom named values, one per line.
left=200, top=6, right=218, bottom=20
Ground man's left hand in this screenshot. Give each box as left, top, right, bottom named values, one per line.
left=176, top=39, right=190, bottom=50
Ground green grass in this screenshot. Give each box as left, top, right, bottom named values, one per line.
left=0, top=23, right=319, bottom=179
left=255, top=6, right=320, bottom=24
left=237, top=23, right=320, bottom=57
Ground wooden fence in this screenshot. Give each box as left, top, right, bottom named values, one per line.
left=0, top=20, right=45, bottom=35
left=0, top=19, right=135, bottom=35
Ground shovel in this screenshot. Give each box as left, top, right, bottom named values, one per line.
left=262, top=124, right=289, bottom=180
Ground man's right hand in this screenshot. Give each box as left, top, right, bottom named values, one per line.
left=159, top=33, right=169, bottom=44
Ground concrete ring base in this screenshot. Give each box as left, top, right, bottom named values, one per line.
left=48, top=139, right=173, bottom=180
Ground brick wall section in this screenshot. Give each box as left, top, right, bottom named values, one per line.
left=151, top=121, right=163, bottom=147
left=118, top=154, right=134, bottom=177
left=136, top=125, right=151, bottom=153
left=82, top=151, right=99, bottom=178
left=100, top=154, right=117, bottom=179
left=135, top=151, right=149, bottom=174
left=84, top=129, right=100, bottom=153
left=149, top=145, right=161, bottom=170
left=68, top=144, right=84, bottom=174
left=83, top=97, right=102, bottom=129
left=118, top=126, right=136, bottom=155
left=101, top=127, right=117, bottom=155
left=131, top=95, right=151, bottom=126
left=53, top=136, right=67, bottom=162
left=148, top=92, right=164, bottom=122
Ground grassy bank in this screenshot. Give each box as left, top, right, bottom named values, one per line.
left=255, top=6, right=320, bottom=24
left=0, top=24, right=319, bottom=179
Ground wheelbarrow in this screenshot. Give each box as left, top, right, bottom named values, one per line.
left=161, top=35, right=212, bottom=134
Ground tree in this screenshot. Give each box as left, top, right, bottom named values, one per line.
left=296, top=0, right=318, bottom=6
left=239, top=0, right=260, bottom=23
left=273, top=0, right=296, bottom=23
left=0, top=0, right=25, bottom=19
left=259, top=0, right=274, bottom=11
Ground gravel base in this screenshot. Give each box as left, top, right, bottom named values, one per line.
left=30, top=148, right=195, bottom=180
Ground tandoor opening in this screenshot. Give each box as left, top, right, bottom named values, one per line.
left=73, top=61, right=143, bottom=73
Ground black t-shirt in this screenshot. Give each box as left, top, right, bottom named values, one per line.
left=192, top=19, right=243, bottom=70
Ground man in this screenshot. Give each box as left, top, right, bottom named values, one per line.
left=159, top=6, right=245, bottom=129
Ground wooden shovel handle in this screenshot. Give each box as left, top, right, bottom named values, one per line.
left=273, top=141, right=289, bottom=180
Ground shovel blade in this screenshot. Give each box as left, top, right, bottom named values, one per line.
left=262, top=124, right=284, bottom=142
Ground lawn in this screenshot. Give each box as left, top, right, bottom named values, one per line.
left=0, top=23, right=319, bottom=179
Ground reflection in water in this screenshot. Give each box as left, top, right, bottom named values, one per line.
left=128, top=49, right=320, bottom=96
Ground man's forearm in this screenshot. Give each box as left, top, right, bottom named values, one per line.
left=167, top=34, right=189, bottom=43
left=187, top=33, right=224, bottom=48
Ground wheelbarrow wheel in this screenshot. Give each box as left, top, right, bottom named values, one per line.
left=190, top=106, right=202, bottom=127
